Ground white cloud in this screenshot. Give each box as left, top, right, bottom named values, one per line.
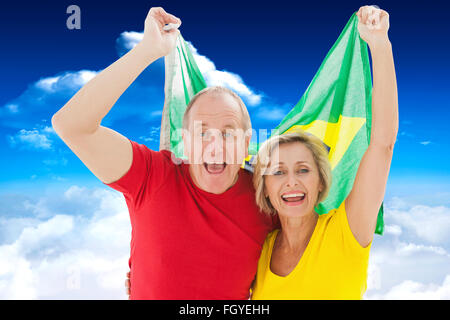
left=115, top=31, right=143, bottom=56
left=388, top=204, right=450, bottom=244
left=115, top=31, right=263, bottom=107
left=0, top=70, right=100, bottom=135
left=5, top=104, right=19, bottom=114
left=365, top=241, right=450, bottom=299
left=0, top=186, right=131, bottom=299
left=384, top=224, right=402, bottom=237
left=8, top=127, right=54, bottom=150
left=34, top=70, right=98, bottom=93
left=1, top=185, right=450, bottom=299
left=185, top=41, right=262, bottom=106
left=139, top=126, right=160, bottom=142
left=368, top=275, right=450, bottom=299
left=363, top=198, right=450, bottom=300
left=395, top=242, right=449, bottom=257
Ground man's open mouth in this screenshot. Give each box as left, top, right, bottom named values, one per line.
left=204, top=162, right=227, bottom=174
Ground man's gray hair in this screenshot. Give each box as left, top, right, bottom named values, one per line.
left=182, top=86, right=252, bottom=131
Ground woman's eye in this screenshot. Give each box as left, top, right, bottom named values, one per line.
left=273, top=170, right=283, bottom=176
left=223, top=132, right=232, bottom=138
left=298, top=168, right=309, bottom=174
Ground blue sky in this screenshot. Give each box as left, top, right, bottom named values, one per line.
left=0, top=0, right=449, bottom=299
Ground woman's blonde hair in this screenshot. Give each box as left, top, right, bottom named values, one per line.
left=252, top=129, right=332, bottom=215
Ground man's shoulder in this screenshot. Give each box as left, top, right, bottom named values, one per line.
left=131, top=143, right=185, bottom=178
left=137, top=145, right=183, bottom=167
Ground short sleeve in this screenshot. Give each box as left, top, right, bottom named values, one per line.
left=334, top=200, right=372, bottom=258
left=103, top=138, right=171, bottom=209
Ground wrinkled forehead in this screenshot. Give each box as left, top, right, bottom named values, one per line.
left=188, top=93, right=244, bottom=130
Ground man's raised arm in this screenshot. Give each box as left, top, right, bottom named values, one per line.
left=51, top=7, right=181, bottom=184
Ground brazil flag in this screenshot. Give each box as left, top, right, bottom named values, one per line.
left=160, top=13, right=384, bottom=235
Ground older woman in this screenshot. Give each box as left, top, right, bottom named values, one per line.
left=251, top=5, right=398, bottom=300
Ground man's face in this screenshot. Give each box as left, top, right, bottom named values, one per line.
left=182, top=92, right=251, bottom=194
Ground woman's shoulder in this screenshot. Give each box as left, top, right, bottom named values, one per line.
left=321, top=200, right=372, bottom=255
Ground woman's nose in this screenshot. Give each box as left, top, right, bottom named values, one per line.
left=286, top=173, right=299, bottom=187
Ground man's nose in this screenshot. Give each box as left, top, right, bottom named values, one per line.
left=205, top=133, right=224, bottom=159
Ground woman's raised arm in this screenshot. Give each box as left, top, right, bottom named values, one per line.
left=345, top=6, right=399, bottom=247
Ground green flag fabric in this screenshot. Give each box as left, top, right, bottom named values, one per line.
left=160, top=13, right=384, bottom=235
left=160, top=34, right=207, bottom=158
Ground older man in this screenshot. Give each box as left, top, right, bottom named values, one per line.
left=52, top=7, right=274, bottom=299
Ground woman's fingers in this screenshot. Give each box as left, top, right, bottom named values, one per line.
left=357, top=5, right=384, bottom=29
left=367, top=12, right=379, bottom=29
left=361, top=6, right=370, bottom=24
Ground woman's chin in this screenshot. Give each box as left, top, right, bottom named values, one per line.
left=276, top=203, right=312, bottom=218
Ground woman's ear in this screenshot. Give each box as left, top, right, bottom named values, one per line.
left=318, top=178, right=324, bottom=193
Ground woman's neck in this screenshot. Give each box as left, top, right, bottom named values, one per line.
left=277, top=211, right=319, bottom=252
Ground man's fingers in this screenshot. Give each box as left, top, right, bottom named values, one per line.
left=126, top=271, right=130, bottom=279
left=125, top=279, right=130, bottom=288
left=168, top=13, right=182, bottom=25
left=150, top=7, right=180, bottom=26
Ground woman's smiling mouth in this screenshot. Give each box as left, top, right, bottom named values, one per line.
left=281, top=191, right=306, bottom=206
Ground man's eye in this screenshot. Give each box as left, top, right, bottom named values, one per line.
left=223, top=132, right=233, bottom=138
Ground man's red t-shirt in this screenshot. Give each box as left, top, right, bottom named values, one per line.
left=103, top=139, right=275, bottom=299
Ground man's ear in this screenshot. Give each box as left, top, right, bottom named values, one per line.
left=181, top=128, right=190, bottom=159
left=244, top=129, right=252, bottom=159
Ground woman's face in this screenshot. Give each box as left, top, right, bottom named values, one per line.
left=264, top=142, right=323, bottom=218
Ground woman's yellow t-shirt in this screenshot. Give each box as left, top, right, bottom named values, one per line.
left=251, top=200, right=372, bottom=300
